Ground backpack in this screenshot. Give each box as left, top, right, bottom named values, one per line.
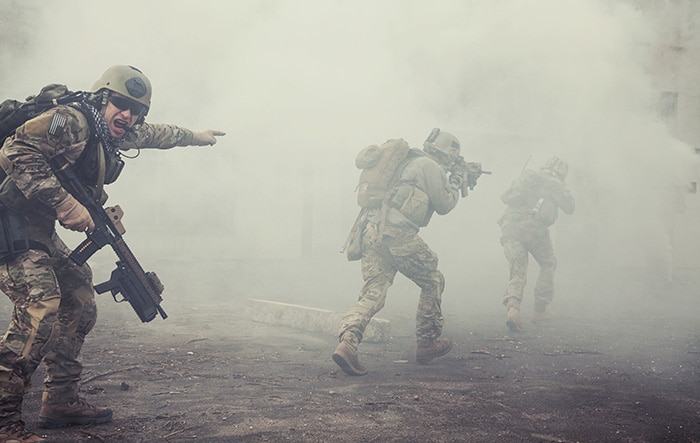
left=0, top=84, right=126, bottom=200
left=500, top=168, right=543, bottom=206
left=355, top=138, right=413, bottom=209
left=0, top=84, right=82, bottom=144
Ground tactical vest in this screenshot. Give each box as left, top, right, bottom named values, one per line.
left=73, top=135, right=123, bottom=203
left=386, top=179, right=432, bottom=228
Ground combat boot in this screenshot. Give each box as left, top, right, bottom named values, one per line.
left=416, top=338, right=453, bottom=364
left=0, top=420, right=45, bottom=442
left=505, top=298, right=523, bottom=332
left=532, top=309, right=555, bottom=323
left=38, top=397, right=112, bottom=429
left=332, top=341, right=368, bottom=376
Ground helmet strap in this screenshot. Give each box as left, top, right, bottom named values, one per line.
left=425, top=147, right=451, bottom=167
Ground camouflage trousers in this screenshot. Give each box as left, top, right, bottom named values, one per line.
left=339, top=222, right=445, bottom=347
left=0, top=231, right=95, bottom=424
left=500, top=219, right=557, bottom=312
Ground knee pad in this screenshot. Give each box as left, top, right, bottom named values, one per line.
left=74, top=285, right=97, bottom=336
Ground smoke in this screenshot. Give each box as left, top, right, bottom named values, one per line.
left=1, top=1, right=697, bottom=316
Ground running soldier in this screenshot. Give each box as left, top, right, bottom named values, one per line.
left=334, top=128, right=466, bottom=376
left=498, top=156, right=575, bottom=332
left=0, top=65, right=224, bottom=442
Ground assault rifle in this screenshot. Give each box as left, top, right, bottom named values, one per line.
left=451, top=156, right=491, bottom=197
left=49, top=155, right=167, bottom=323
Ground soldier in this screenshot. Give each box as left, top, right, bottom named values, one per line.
left=498, top=156, right=575, bottom=332
left=0, top=65, right=224, bottom=442
left=333, top=129, right=465, bottom=376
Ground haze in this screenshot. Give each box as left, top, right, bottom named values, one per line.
left=0, top=0, right=697, bottom=325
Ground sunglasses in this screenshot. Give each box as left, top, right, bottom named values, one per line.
left=109, top=95, right=147, bottom=116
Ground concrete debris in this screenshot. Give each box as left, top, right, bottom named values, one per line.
left=245, top=298, right=390, bottom=343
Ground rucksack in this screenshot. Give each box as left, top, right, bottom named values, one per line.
left=501, top=168, right=543, bottom=206
left=0, top=84, right=82, bottom=144
left=355, top=138, right=414, bottom=209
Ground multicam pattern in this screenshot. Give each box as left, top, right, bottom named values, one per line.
left=0, top=104, right=196, bottom=425
left=500, top=217, right=556, bottom=311
left=0, top=239, right=94, bottom=422
left=340, top=153, right=460, bottom=348
left=499, top=168, right=575, bottom=312
left=0, top=106, right=196, bottom=212
left=339, top=218, right=445, bottom=346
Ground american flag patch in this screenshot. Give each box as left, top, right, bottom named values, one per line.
left=48, top=113, right=67, bottom=137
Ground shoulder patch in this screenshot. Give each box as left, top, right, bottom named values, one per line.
left=48, top=113, right=68, bottom=137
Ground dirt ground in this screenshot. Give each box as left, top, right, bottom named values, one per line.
left=3, top=259, right=699, bottom=443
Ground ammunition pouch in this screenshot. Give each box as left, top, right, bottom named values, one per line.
left=0, top=175, right=29, bottom=212
left=345, top=225, right=363, bottom=261
left=533, top=197, right=558, bottom=226
left=0, top=174, right=55, bottom=221
left=103, top=151, right=124, bottom=185
left=342, top=210, right=368, bottom=262
left=0, top=203, right=29, bottom=263
left=387, top=184, right=431, bottom=227
left=0, top=176, right=51, bottom=260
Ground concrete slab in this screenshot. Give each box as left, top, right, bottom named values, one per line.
left=244, top=298, right=390, bottom=343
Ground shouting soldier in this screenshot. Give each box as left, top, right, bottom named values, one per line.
left=0, top=65, right=224, bottom=442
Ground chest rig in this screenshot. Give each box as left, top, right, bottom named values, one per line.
left=73, top=136, right=124, bottom=197
left=71, top=102, right=125, bottom=202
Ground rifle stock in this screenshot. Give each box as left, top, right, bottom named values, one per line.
left=49, top=155, right=167, bottom=322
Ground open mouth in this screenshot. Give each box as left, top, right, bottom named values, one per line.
left=114, top=119, right=128, bottom=130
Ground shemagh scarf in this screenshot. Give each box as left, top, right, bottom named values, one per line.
left=69, top=95, right=121, bottom=157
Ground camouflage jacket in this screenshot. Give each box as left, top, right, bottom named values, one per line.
left=373, top=155, right=460, bottom=233
left=0, top=105, right=196, bottom=236
left=500, top=169, right=575, bottom=227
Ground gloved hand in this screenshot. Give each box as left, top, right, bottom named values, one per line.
left=449, top=172, right=464, bottom=190
left=191, top=129, right=226, bottom=146
left=55, top=194, right=94, bottom=232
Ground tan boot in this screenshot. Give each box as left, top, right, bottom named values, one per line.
left=532, top=310, right=555, bottom=323
left=0, top=421, right=45, bottom=442
left=506, top=305, right=523, bottom=332
left=332, top=341, right=368, bottom=376
left=416, top=338, right=453, bottom=364
left=38, top=397, right=112, bottom=429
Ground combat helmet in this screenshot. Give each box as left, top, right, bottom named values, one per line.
left=91, top=65, right=152, bottom=116
left=542, top=156, right=569, bottom=181
left=423, top=128, right=461, bottom=165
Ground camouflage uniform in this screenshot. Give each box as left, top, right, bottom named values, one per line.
left=0, top=105, right=196, bottom=424
left=499, top=167, right=575, bottom=313
left=339, top=154, right=460, bottom=347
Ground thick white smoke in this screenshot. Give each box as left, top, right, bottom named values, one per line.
left=0, top=0, right=697, bottom=292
